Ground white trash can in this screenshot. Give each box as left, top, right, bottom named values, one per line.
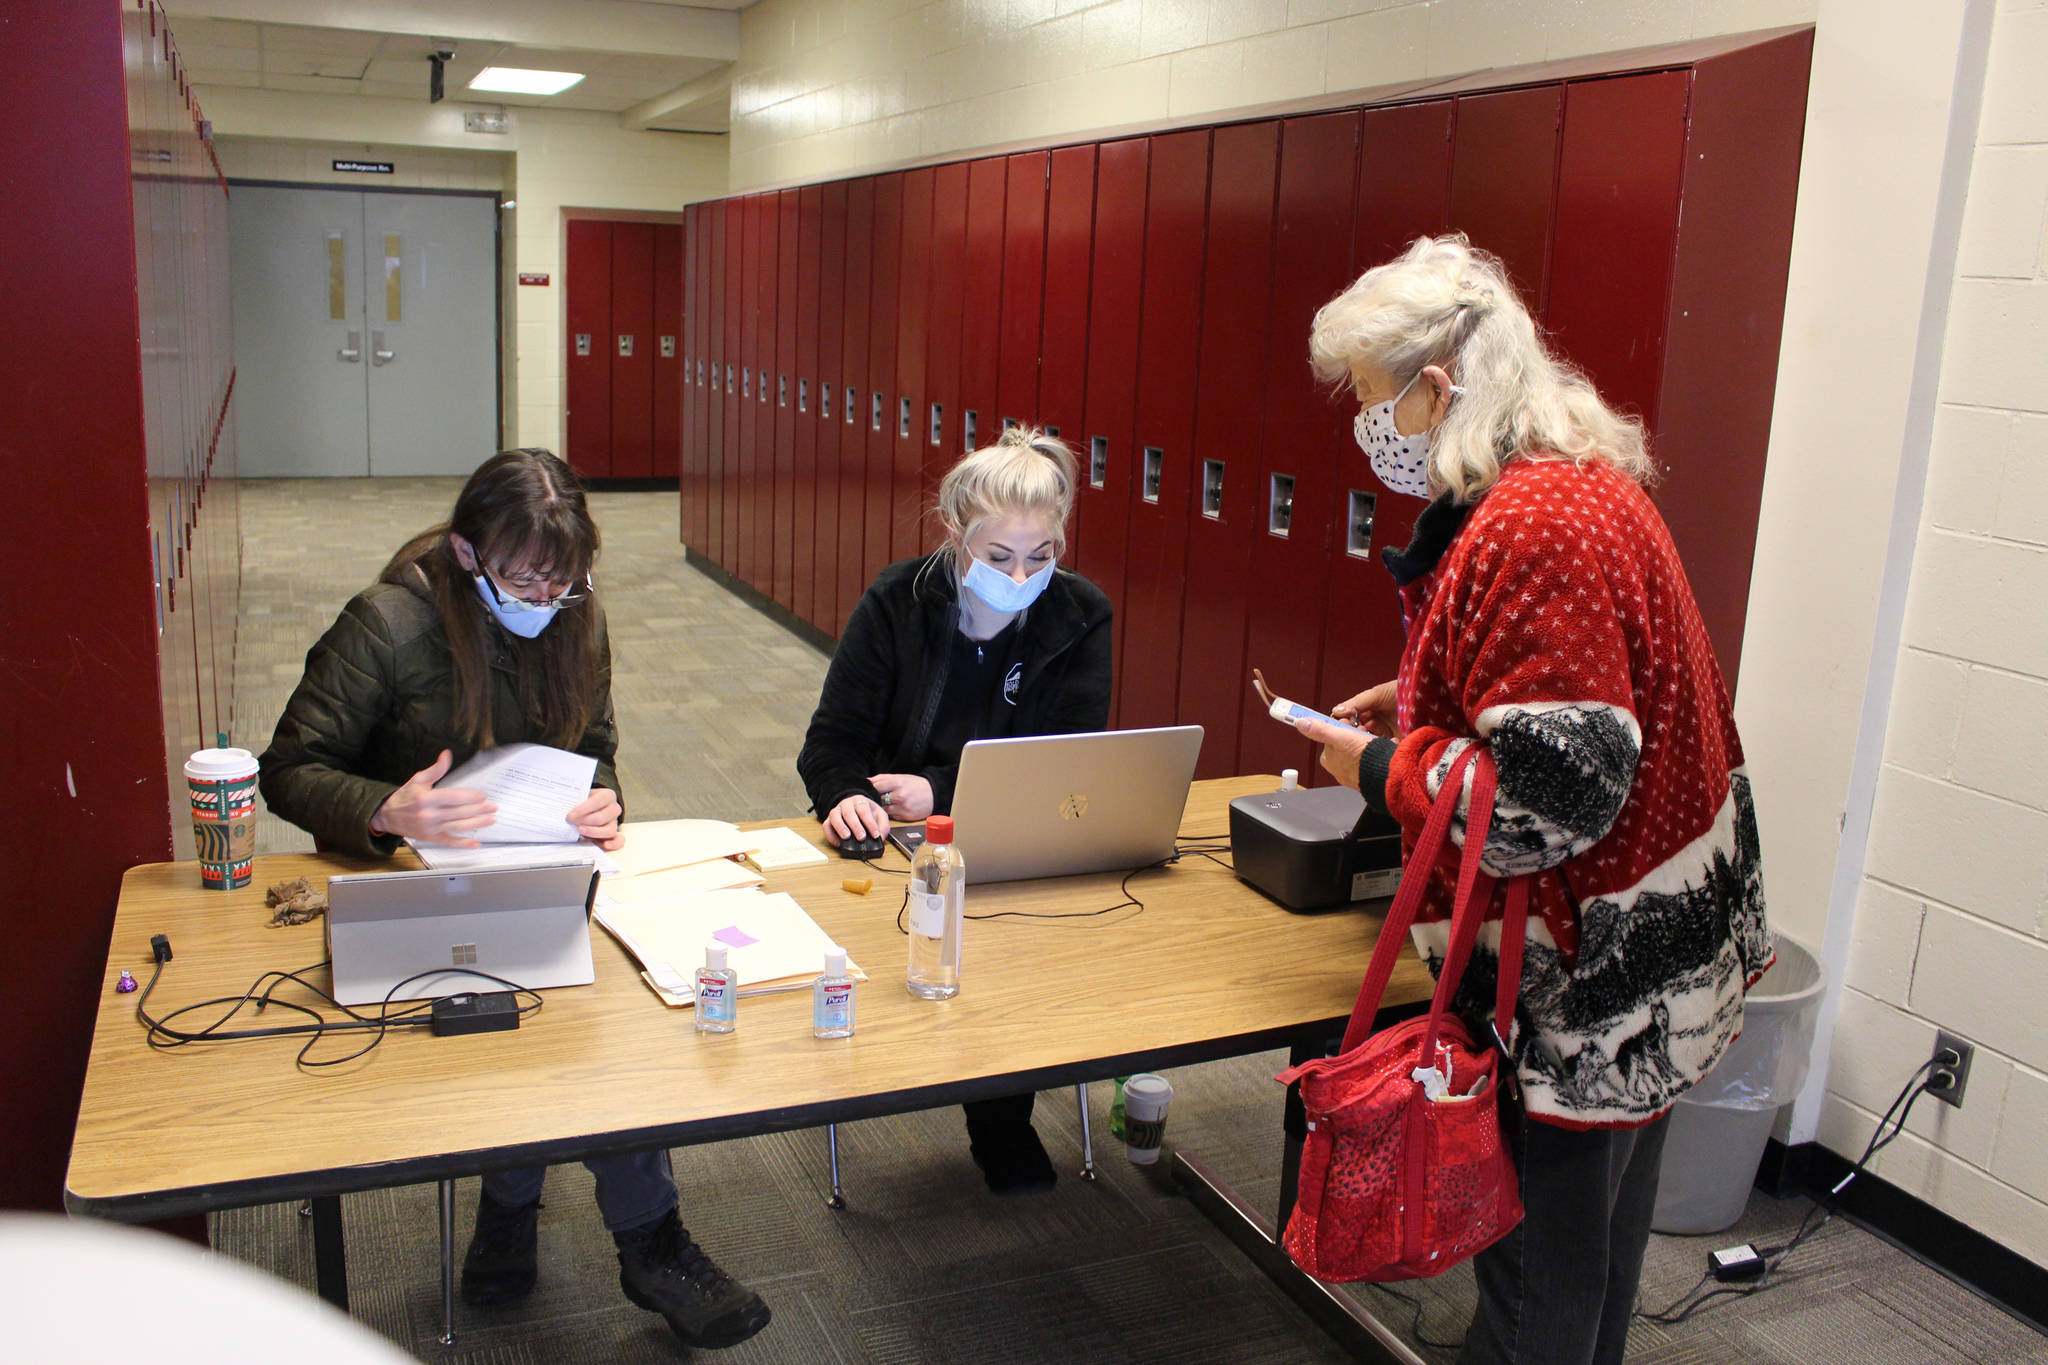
left=1652, top=934, right=1825, bottom=1235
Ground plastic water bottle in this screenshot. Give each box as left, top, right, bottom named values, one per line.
left=907, top=815, right=964, bottom=999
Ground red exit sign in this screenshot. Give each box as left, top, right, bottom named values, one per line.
left=517, top=272, right=551, bottom=286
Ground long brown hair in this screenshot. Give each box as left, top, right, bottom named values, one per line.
left=381, top=449, right=602, bottom=750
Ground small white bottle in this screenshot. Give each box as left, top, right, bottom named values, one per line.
left=907, top=814, right=965, bottom=1000
left=694, top=941, right=737, bottom=1034
left=812, top=944, right=856, bottom=1039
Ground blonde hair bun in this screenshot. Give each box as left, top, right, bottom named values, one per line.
left=933, top=426, right=1077, bottom=561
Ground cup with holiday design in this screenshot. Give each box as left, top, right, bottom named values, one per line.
left=186, top=747, right=258, bottom=889
left=1122, top=1073, right=1174, bottom=1165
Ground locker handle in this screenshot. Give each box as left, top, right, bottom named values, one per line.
left=371, top=329, right=395, bottom=366
left=338, top=329, right=362, bottom=363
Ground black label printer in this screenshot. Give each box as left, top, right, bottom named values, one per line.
left=1229, top=776, right=1405, bottom=912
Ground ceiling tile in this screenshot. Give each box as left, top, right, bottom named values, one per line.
left=257, top=23, right=385, bottom=59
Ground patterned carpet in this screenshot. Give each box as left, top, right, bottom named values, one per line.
left=215, top=479, right=2048, bottom=1363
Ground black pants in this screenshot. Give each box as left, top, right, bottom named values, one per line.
left=1457, top=1108, right=1671, bottom=1365
left=962, top=1090, right=1036, bottom=1133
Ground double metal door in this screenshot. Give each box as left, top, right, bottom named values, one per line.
left=230, top=185, right=497, bottom=476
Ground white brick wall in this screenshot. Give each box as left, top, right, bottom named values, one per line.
left=724, top=0, right=1821, bottom=190
left=1836, top=0, right=2048, bottom=1271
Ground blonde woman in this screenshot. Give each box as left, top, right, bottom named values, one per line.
left=1294, top=236, right=1769, bottom=1365
left=798, top=426, right=1112, bottom=1192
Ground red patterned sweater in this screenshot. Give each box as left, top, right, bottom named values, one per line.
left=1381, top=456, right=1770, bottom=1129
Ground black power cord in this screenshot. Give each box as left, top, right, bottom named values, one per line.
left=134, top=936, right=542, bottom=1071
left=1635, top=1054, right=1946, bottom=1325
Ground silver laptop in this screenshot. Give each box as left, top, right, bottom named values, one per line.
left=325, top=861, right=598, bottom=1006
left=946, top=726, right=1204, bottom=883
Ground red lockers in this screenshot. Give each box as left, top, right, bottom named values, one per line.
left=1238, top=111, right=1362, bottom=783
left=1074, top=138, right=1150, bottom=725
left=1118, top=130, right=1212, bottom=732
left=564, top=218, right=684, bottom=481
left=680, top=29, right=1813, bottom=760
left=1180, top=121, right=1281, bottom=779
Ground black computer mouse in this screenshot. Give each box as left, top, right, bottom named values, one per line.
left=838, top=834, right=887, bottom=861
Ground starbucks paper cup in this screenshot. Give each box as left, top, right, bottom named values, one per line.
left=186, top=748, right=258, bottom=890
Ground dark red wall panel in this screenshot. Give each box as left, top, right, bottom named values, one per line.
left=1180, top=121, right=1280, bottom=778
left=1448, top=86, right=1562, bottom=317
left=1549, top=71, right=1688, bottom=433
left=734, top=195, right=761, bottom=582
left=1075, top=138, right=1150, bottom=725
left=1240, top=111, right=1361, bottom=781
left=838, top=178, right=875, bottom=631
left=1318, top=100, right=1456, bottom=738
left=814, top=180, right=847, bottom=631
left=565, top=219, right=613, bottom=479
left=1118, top=129, right=1211, bottom=732
left=653, top=223, right=683, bottom=480
left=895, top=168, right=936, bottom=561
left=793, top=185, right=823, bottom=625
left=1653, top=31, right=1812, bottom=690
left=864, top=175, right=903, bottom=587
left=999, top=151, right=1049, bottom=428
left=682, top=207, right=703, bottom=541
left=719, top=200, right=741, bottom=572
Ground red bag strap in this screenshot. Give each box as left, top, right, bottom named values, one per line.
left=1415, top=752, right=1498, bottom=1061
left=1336, top=744, right=1481, bottom=1054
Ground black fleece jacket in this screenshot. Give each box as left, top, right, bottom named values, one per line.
left=797, top=554, right=1114, bottom=818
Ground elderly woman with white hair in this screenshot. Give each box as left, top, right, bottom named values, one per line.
left=798, top=425, right=1113, bottom=1194
left=1293, top=235, right=1771, bottom=1365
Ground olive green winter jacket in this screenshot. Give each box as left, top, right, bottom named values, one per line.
left=257, top=564, right=621, bottom=858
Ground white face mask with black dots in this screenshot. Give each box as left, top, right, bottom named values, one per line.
left=1354, top=372, right=1454, bottom=499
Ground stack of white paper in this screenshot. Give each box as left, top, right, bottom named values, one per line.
left=409, top=742, right=615, bottom=871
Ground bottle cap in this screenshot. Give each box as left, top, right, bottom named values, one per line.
left=824, top=944, right=847, bottom=975
left=1268, top=697, right=1295, bottom=723
left=704, top=941, right=729, bottom=970
left=1280, top=768, right=1299, bottom=791
left=925, top=815, right=954, bottom=844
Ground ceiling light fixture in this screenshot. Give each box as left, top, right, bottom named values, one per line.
left=469, top=67, right=585, bottom=96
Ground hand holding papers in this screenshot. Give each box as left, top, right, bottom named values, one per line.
left=437, top=743, right=598, bottom=843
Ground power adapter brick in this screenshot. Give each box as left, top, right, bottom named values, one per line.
left=431, top=991, right=520, bottom=1037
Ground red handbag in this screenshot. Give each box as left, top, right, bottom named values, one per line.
left=1276, top=745, right=1530, bottom=1282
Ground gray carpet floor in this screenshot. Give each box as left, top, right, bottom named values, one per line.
left=215, top=478, right=2048, bottom=1363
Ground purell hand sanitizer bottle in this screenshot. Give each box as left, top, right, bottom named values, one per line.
left=694, top=941, right=737, bottom=1033
left=906, top=815, right=964, bottom=999
left=813, top=944, right=856, bottom=1038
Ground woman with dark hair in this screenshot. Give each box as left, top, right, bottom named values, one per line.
left=260, top=449, right=770, bottom=1351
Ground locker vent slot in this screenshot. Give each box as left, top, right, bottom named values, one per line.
left=1142, top=448, right=1163, bottom=503
left=1002, top=416, right=1019, bottom=432
left=1046, top=424, right=1060, bottom=439
left=726, top=365, right=735, bottom=394
left=964, top=411, right=979, bottom=452
left=899, top=396, right=912, bottom=438
left=872, top=393, right=883, bottom=431
left=661, top=336, right=677, bottom=358
left=759, top=369, right=769, bottom=403
left=821, top=382, right=832, bottom=419
left=798, top=378, right=808, bottom=413
left=847, top=386, right=858, bottom=425
left=1269, top=474, right=1295, bottom=537
left=779, top=374, right=788, bottom=407
left=1089, top=437, right=1107, bottom=489
left=1347, top=490, right=1378, bottom=559
left=618, top=334, right=634, bottom=358
left=930, top=403, right=944, bottom=446
left=1202, top=460, right=1225, bottom=519
left=576, top=334, right=593, bottom=357
left=742, top=369, right=751, bottom=399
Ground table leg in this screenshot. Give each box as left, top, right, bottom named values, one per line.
left=1172, top=1150, right=1425, bottom=1365
left=1075, top=1082, right=1098, bottom=1181
left=825, top=1123, right=846, bottom=1210
left=309, top=1195, right=349, bottom=1311
left=438, top=1179, right=458, bottom=1347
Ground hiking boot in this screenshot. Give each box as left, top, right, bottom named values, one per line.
left=615, top=1210, right=771, bottom=1349
left=460, top=1192, right=539, bottom=1306
left=968, top=1120, right=1059, bottom=1195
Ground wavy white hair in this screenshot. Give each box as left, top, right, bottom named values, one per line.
left=1308, top=234, right=1652, bottom=502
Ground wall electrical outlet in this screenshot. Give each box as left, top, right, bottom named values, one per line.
left=1930, top=1031, right=1974, bottom=1108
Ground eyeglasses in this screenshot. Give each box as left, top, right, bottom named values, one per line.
left=477, top=564, right=593, bottom=612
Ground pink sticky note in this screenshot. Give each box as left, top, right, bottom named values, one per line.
left=712, top=925, right=759, bottom=949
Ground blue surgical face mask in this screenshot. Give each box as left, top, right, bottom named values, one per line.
left=471, top=572, right=559, bottom=638
left=963, top=555, right=1056, bottom=614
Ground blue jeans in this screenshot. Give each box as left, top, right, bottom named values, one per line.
left=483, top=1149, right=677, bottom=1236
left=1457, top=1109, right=1671, bottom=1365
